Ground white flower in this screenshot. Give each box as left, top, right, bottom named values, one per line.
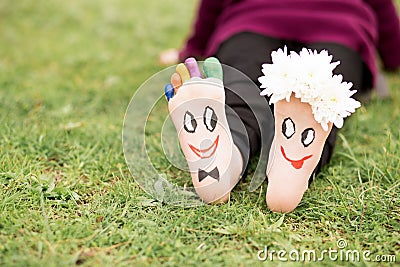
left=259, top=46, right=295, bottom=103
left=296, top=49, right=340, bottom=80
left=258, top=47, right=361, bottom=130
left=312, top=75, right=360, bottom=130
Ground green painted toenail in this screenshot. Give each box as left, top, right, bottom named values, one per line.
left=204, top=57, right=223, bottom=80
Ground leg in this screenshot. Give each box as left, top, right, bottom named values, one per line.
left=261, top=46, right=361, bottom=212
left=165, top=58, right=244, bottom=203
left=217, top=36, right=368, bottom=183
left=215, top=33, right=279, bottom=175
left=306, top=42, right=372, bottom=179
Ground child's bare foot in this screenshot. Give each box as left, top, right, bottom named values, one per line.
left=165, top=57, right=243, bottom=203
left=259, top=47, right=361, bottom=213
left=266, top=95, right=332, bottom=212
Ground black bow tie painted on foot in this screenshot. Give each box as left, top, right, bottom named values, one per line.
left=198, top=167, right=220, bottom=182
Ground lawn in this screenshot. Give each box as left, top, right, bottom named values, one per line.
left=0, top=0, right=399, bottom=266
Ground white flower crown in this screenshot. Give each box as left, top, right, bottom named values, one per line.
left=258, top=46, right=361, bottom=131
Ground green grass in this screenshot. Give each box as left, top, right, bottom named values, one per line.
left=0, top=0, right=399, bottom=266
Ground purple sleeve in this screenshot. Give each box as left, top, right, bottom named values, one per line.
left=179, top=0, right=225, bottom=60
left=364, top=0, right=400, bottom=71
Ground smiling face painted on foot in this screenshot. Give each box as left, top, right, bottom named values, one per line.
left=165, top=57, right=245, bottom=204
left=166, top=83, right=234, bottom=186
left=181, top=105, right=221, bottom=182
left=280, top=117, right=315, bottom=169
left=185, top=106, right=219, bottom=159
left=265, top=96, right=334, bottom=213
left=258, top=47, right=361, bottom=212
left=273, top=97, right=330, bottom=173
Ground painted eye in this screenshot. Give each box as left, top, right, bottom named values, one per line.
left=203, top=106, right=218, bottom=132
left=183, top=111, right=197, bottom=133
left=301, top=128, right=315, bottom=147
left=282, top=117, right=295, bottom=139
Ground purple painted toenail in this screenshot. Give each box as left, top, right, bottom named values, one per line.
left=185, top=57, right=202, bottom=78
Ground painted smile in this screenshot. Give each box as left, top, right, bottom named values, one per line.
left=189, top=135, right=219, bottom=159
left=280, top=146, right=313, bottom=169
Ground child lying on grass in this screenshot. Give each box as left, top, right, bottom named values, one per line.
left=159, top=0, right=400, bottom=212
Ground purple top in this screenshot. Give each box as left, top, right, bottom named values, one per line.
left=179, top=0, right=400, bottom=85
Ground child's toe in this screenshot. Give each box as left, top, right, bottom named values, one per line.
left=203, top=57, right=223, bottom=80
left=184, top=57, right=202, bottom=78
left=176, top=63, right=190, bottom=82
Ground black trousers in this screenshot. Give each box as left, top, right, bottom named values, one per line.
left=215, top=32, right=372, bottom=181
